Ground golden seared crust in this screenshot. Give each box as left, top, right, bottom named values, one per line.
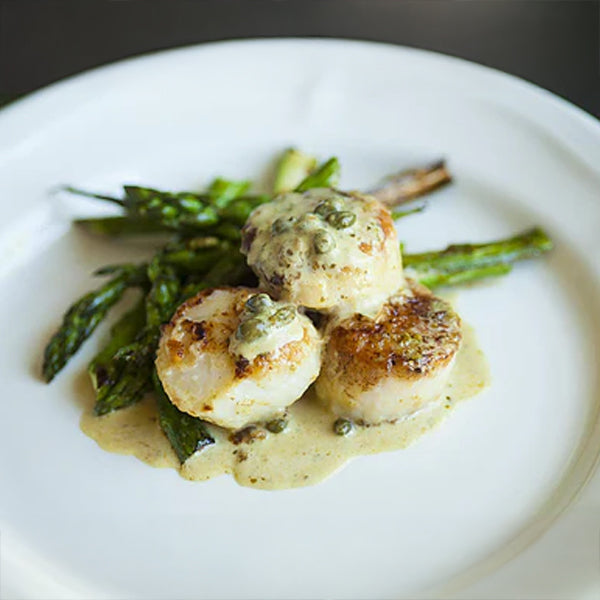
left=324, top=287, right=461, bottom=390
left=163, top=317, right=227, bottom=367
left=161, top=287, right=253, bottom=368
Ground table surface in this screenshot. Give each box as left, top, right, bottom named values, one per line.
left=1, top=0, right=599, bottom=117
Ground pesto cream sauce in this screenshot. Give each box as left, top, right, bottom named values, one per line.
left=80, top=323, right=489, bottom=490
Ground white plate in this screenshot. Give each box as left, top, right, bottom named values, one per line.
left=1, top=39, right=599, bottom=600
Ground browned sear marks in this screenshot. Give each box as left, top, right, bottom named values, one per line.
left=326, top=286, right=461, bottom=390
left=235, top=356, right=251, bottom=378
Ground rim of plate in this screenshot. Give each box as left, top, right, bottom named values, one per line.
left=1, top=38, right=599, bottom=160
left=1, top=38, right=599, bottom=598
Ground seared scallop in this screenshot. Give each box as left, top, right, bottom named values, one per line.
left=315, top=282, right=462, bottom=425
left=240, top=188, right=403, bottom=312
left=155, top=287, right=322, bottom=430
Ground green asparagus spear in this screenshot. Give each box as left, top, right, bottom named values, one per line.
left=122, top=186, right=220, bottom=228
left=404, top=227, right=553, bottom=289
left=180, top=248, right=254, bottom=300
left=152, top=370, right=215, bottom=462
left=144, top=260, right=182, bottom=327
left=95, top=236, right=236, bottom=282
left=92, top=328, right=156, bottom=416
left=391, top=205, right=426, bottom=220
left=68, top=184, right=267, bottom=233
left=206, top=177, right=251, bottom=209
left=42, top=265, right=147, bottom=382
left=204, top=222, right=243, bottom=242
left=88, top=299, right=146, bottom=393
left=92, top=263, right=143, bottom=277
left=65, top=185, right=219, bottom=230
left=160, top=237, right=242, bottom=276
left=419, top=263, right=514, bottom=288
left=61, top=186, right=125, bottom=206
left=273, top=148, right=318, bottom=193
left=217, top=194, right=271, bottom=225
left=93, top=261, right=181, bottom=416
left=75, top=216, right=171, bottom=237
left=204, top=249, right=252, bottom=286
left=122, top=180, right=253, bottom=226
left=296, top=157, right=340, bottom=191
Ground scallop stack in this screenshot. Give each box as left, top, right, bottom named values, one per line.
left=155, top=188, right=462, bottom=430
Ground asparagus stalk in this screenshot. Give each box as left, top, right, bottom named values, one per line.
left=205, top=222, right=243, bottom=242
left=273, top=148, right=318, bottom=193
left=42, top=265, right=147, bottom=382
left=296, top=157, right=340, bottom=191
left=92, top=329, right=155, bottom=415
left=75, top=216, right=171, bottom=237
left=95, top=236, right=236, bottom=279
left=61, top=186, right=124, bottom=206
left=180, top=248, right=254, bottom=301
left=65, top=185, right=218, bottom=229
left=206, top=177, right=250, bottom=209
left=216, top=194, right=270, bottom=225
left=67, top=184, right=267, bottom=233
left=76, top=215, right=246, bottom=243
left=144, top=260, right=183, bottom=327
left=417, top=263, right=513, bottom=288
left=371, top=160, right=452, bottom=206
left=122, top=186, right=220, bottom=228
left=88, top=299, right=146, bottom=393
left=391, top=204, right=426, bottom=220
left=404, top=227, right=553, bottom=289
left=160, top=238, right=250, bottom=278
left=93, top=261, right=181, bottom=416
left=152, top=370, right=215, bottom=463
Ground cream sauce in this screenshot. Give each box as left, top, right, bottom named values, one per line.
left=242, top=189, right=403, bottom=312
left=81, top=323, right=489, bottom=490
left=228, top=297, right=304, bottom=361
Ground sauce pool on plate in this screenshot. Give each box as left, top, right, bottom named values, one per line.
left=80, top=323, right=489, bottom=490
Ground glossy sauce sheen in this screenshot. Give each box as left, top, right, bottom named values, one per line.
left=80, top=324, right=489, bottom=490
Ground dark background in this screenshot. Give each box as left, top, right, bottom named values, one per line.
left=0, top=0, right=599, bottom=117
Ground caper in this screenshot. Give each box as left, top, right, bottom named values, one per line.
left=236, top=317, right=268, bottom=342
left=271, top=217, right=294, bottom=235
left=297, top=213, right=321, bottom=231
left=266, top=418, right=288, bottom=434
left=333, top=418, right=354, bottom=436
left=269, top=305, right=296, bottom=326
left=313, top=230, right=335, bottom=254
left=327, top=210, right=356, bottom=229
left=314, top=198, right=343, bottom=217
left=245, top=293, right=272, bottom=313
